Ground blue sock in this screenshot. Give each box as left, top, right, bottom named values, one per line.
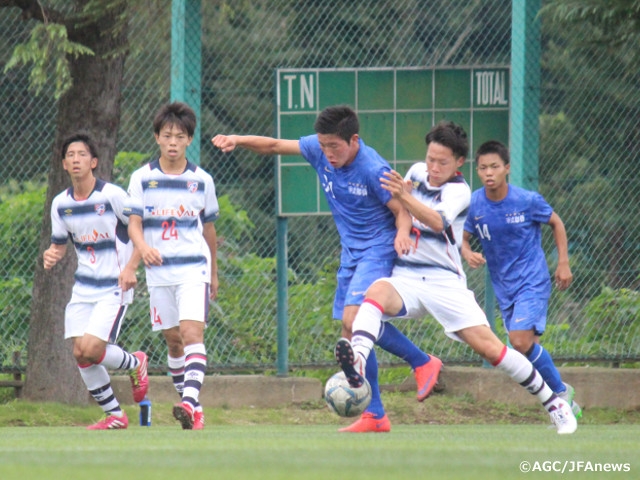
left=363, top=348, right=385, bottom=418
left=526, top=343, right=565, bottom=394
left=376, top=322, right=430, bottom=369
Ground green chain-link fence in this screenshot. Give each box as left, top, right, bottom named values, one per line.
left=1, top=0, right=639, bottom=373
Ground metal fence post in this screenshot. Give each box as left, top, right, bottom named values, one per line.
left=171, top=0, right=202, bottom=165
left=510, top=0, right=541, bottom=190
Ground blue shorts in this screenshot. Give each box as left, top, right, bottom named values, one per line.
left=332, top=258, right=394, bottom=320
left=501, top=296, right=548, bottom=336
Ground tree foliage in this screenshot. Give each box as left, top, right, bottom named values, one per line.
left=4, top=23, right=93, bottom=98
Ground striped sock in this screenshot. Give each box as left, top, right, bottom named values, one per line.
left=182, top=344, right=206, bottom=408
left=493, top=345, right=557, bottom=409
left=168, top=354, right=186, bottom=398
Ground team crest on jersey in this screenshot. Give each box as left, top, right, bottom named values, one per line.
left=94, top=203, right=106, bottom=216
left=187, top=181, right=199, bottom=193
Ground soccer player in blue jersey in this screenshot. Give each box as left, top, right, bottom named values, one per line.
left=212, top=105, right=442, bottom=433
left=44, top=133, right=148, bottom=430
left=337, top=122, right=577, bottom=434
left=461, top=140, right=582, bottom=418
left=126, top=102, right=219, bottom=430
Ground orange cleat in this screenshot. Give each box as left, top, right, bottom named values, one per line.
left=338, top=412, right=391, bottom=433
left=173, top=402, right=195, bottom=430
left=86, top=411, right=128, bottom=430
left=129, top=351, right=149, bottom=403
left=193, top=409, right=205, bottom=430
left=414, top=356, right=442, bottom=402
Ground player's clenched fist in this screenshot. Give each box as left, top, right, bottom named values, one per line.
left=43, top=246, right=65, bottom=270
left=211, top=134, right=237, bottom=153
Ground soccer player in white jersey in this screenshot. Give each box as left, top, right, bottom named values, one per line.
left=126, top=102, right=219, bottom=430
left=212, top=106, right=442, bottom=433
left=461, top=140, right=581, bottom=418
left=336, top=121, right=577, bottom=434
left=43, top=133, right=148, bottom=430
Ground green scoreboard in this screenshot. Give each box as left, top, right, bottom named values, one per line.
left=276, top=67, right=509, bottom=216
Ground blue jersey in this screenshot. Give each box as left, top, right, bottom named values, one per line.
left=464, top=185, right=553, bottom=308
left=299, top=135, right=396, bottom=267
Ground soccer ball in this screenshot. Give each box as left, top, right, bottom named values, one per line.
left=324, top=371, right=372, bottom=418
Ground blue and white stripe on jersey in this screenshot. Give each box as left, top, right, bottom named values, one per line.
left=50, top=179, right=133, bottom=303
left=395, top=162, right=471, bottom=277
left=125, top=159, right=219, bottom=286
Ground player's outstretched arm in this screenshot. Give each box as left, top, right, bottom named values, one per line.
left=212, top=134, right=301, bottom=156
left=461, top=231, right=486, bottom=269
left=43, top=244, right=66, bottom=270
left=548, top=212, right=573, bottom=290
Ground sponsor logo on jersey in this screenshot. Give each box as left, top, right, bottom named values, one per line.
left=148, top=180, right=159, bottom=188
left=149, top=204, right=199, bottom=218
left=74, top=229, right=111, bottom=243
left=64, top=208, right=73, bottom=216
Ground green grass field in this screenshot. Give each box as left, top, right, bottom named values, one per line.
left=0, top=424, right=635, bottom=480
left=0, top=390, right=637, bottom=480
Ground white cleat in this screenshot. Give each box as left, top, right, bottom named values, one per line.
left=548, top=398, right=578, bottom=435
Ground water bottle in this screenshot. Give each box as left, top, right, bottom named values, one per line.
left=139, top=397, right=152, bottom=426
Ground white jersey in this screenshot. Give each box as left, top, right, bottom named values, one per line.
left=125, top=159, right=219, bottom=286
left=50, top=179, right=134, bottom=303
left=395, top=163, right=470, bottom=278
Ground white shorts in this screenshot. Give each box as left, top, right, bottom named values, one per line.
left=379, top=266, right=489, bottom=342
left=64, top=299, right=128, bottom=343
left=148, top=282, right=209, bottom=332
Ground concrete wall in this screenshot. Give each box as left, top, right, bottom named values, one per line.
left=112, top=367, right=640, bottom=409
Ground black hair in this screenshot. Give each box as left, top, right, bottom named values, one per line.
left=313, top=105, right=359, bottom=143
left=474, top=140, right=510, bottom=165
left=153, top=102, right=196, bottom=137
left=425, top=121, right=469, bottom=159
left=61, top=132, right=99, bottom=160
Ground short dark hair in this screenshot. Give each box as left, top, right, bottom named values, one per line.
left=61, top=132, right=99, bottom=160
left=314, top=105, right=359, bottom=143
left=425, top=121, right=469, bottom=159
left=475, top=140, right=510, bottom=165
left=153, top=102, right=196, bottom=137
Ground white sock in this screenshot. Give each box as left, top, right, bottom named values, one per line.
left=79, top=363, right=120, bottom=413
left=182, top=344, right=206, bottom=407
left=168, top=354, right=186, bottom=397
left=493, top=346, right=556, bottom=409
left=99, top=344, right=139, bottom=370
left=351, top=300, right=383, bottom=362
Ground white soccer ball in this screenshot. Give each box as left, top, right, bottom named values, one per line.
left=324, top=371, right=372, bottom=418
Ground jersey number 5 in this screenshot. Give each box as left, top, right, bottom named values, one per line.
left=161, top=220, right=179, bottom=240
